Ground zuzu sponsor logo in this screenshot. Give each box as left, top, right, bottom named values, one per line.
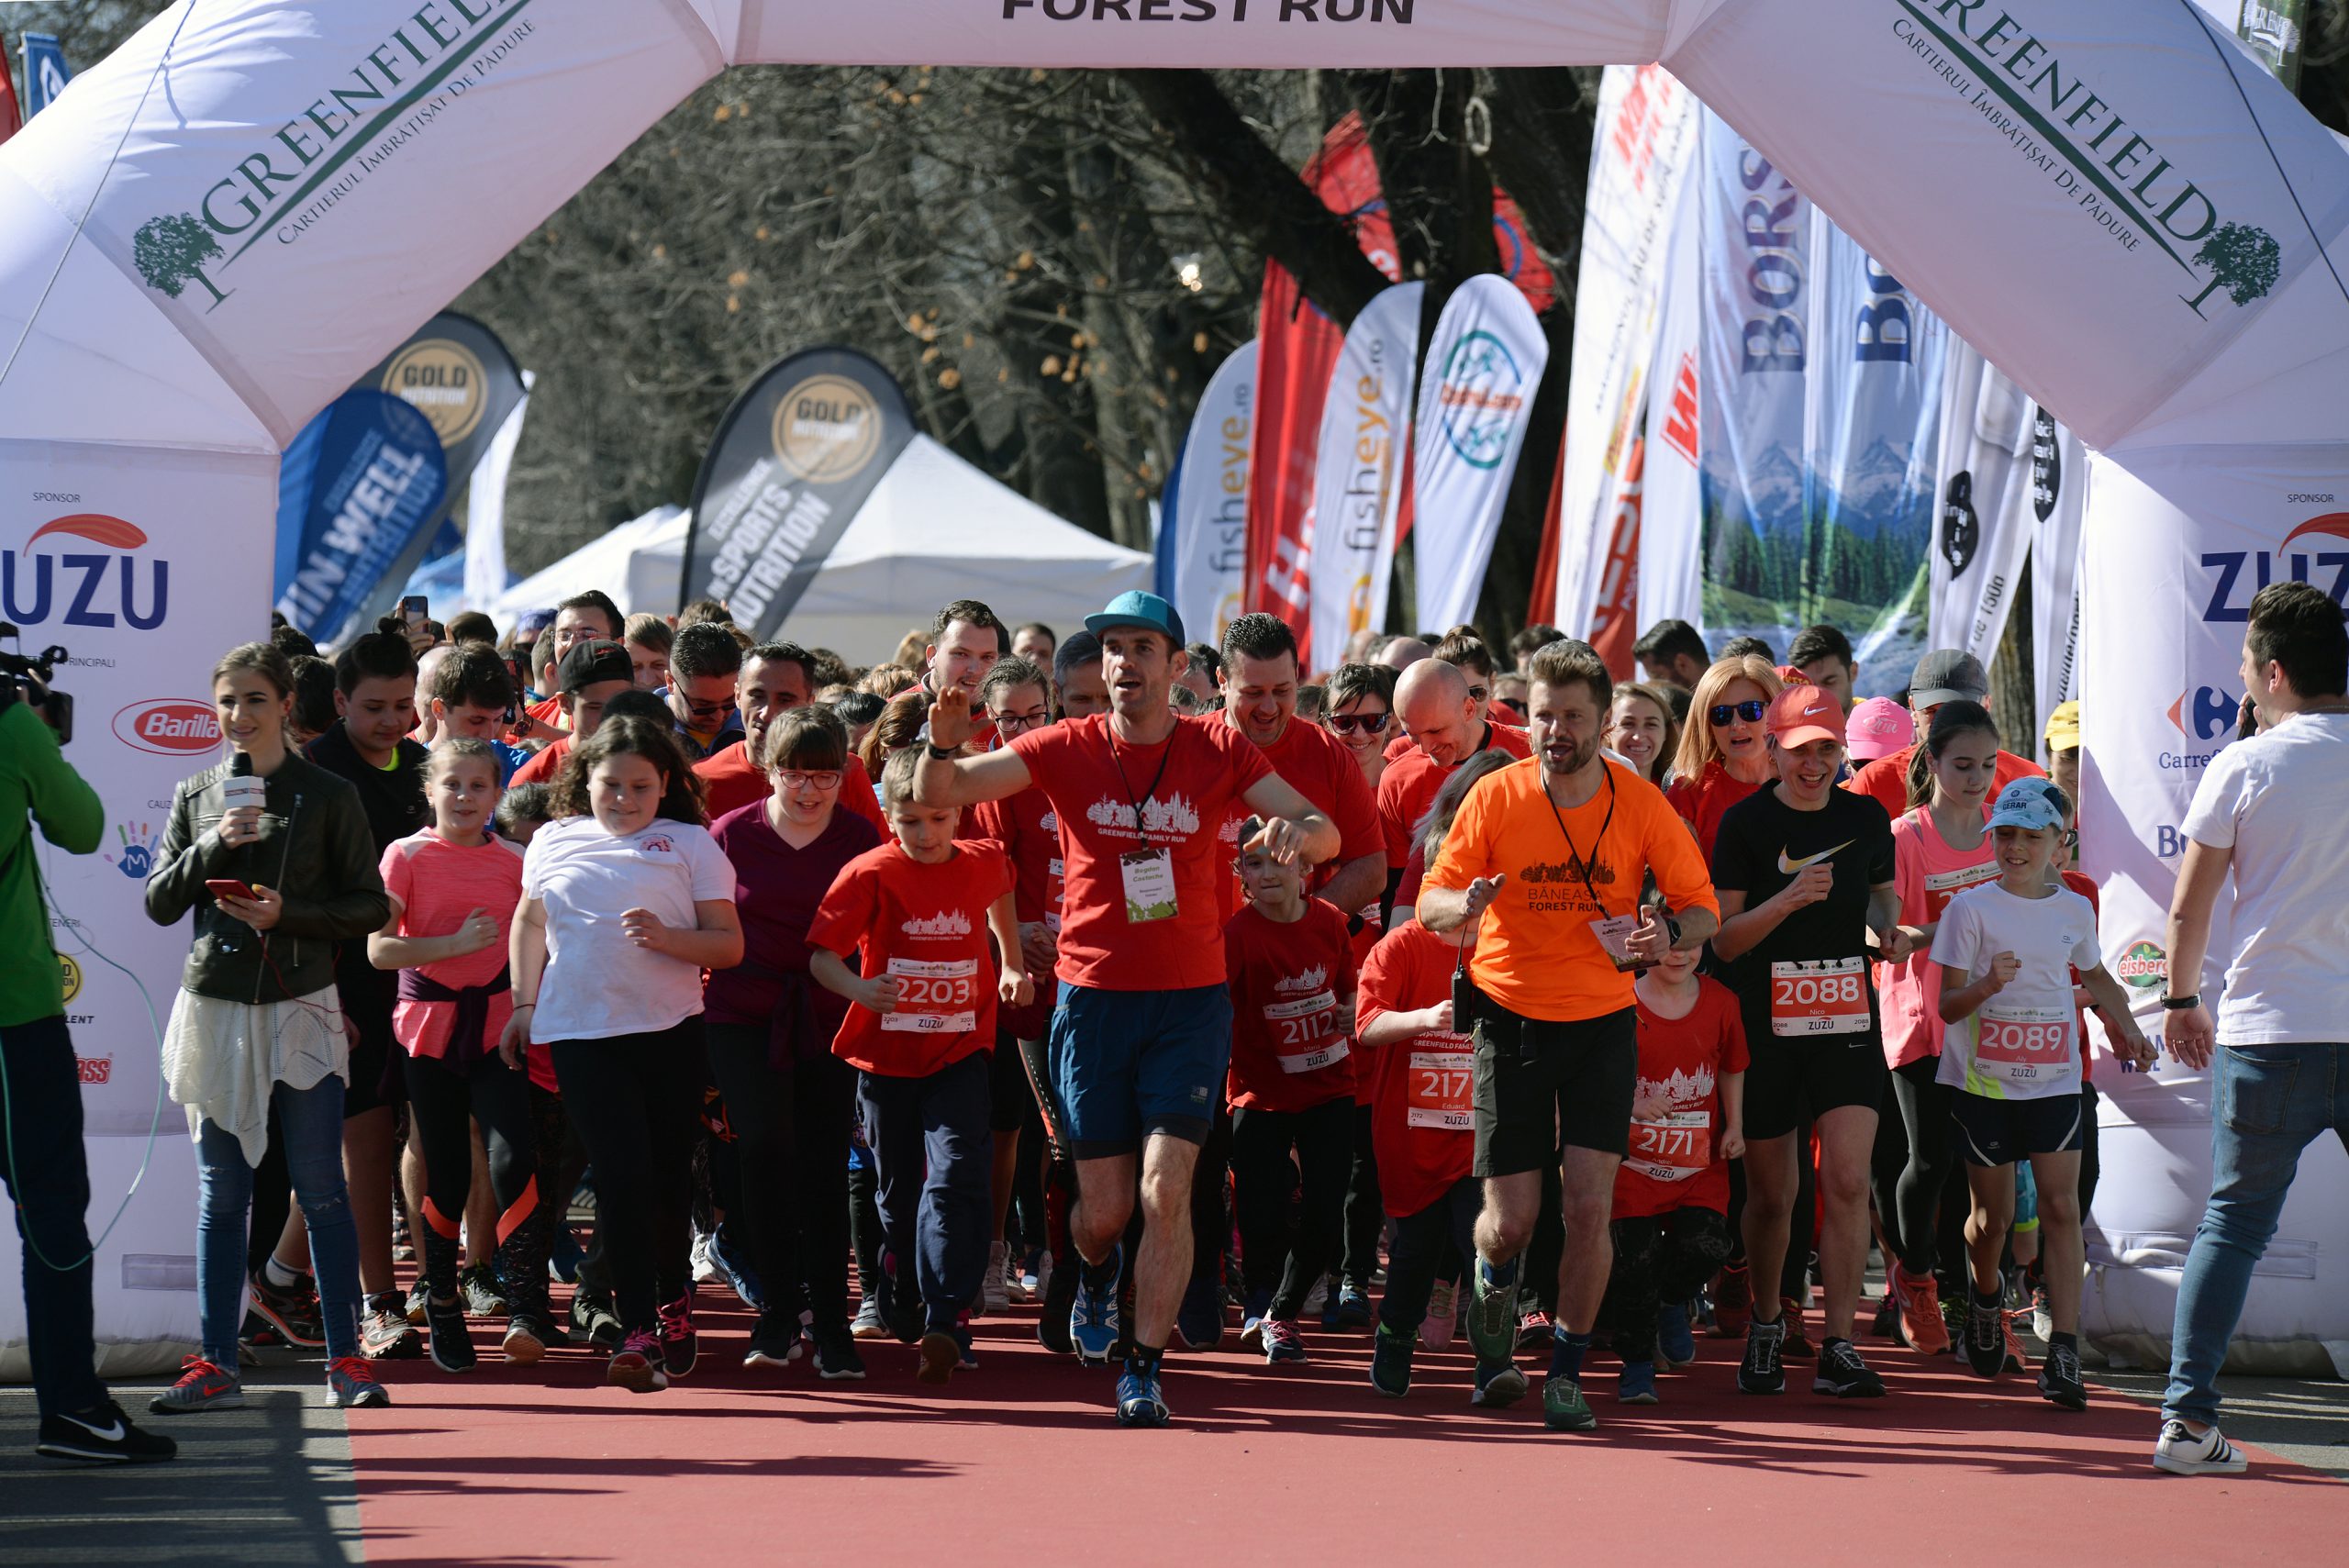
left=2, top=516, right=168, bottom=631
left=115, top=698, right=222, bottom=756
left=2201, top=513, right=2349, bottom=623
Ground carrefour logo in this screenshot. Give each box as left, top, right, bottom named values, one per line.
left=2200, top=511, right=2349, bottom=623
left=1433, top=330, right=1529, bottom=471
left=2, top=516, right=168, bottom=630
left=2166, top=687, right=2238, bottom=743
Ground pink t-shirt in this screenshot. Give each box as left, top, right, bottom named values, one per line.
left=380, top=829, right=546, bottom=1088
left=1876, top=807, right=1999, bottom=1070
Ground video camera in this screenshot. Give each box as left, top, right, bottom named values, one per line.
left=0, top=623, right=72, bottom=744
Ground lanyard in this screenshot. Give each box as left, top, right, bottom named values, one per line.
left=1108, top=724, right=1178, bottom=850
left=1542, top=762, right=1617, bottom=911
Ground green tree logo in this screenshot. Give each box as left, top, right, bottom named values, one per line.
left=2182, top=222, right=2281, bottom=317
left=132, top=213, right=228, bottom=308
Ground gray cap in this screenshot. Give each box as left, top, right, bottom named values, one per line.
left=1909, top=649, right=1990, bottom=709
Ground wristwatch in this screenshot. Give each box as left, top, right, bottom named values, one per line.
left=926, top=742, right=958, bottom=762
left=2160, top=993, right=2201, bottom=1011
left=1663, top=913, right=1683, bottom=948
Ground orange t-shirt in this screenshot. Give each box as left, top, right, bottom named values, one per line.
left=1424, top=757, right=1719, bottom=1023
left=1844, top=744, right=2044, bottom=823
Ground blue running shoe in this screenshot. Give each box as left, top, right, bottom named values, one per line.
left=1657, top=1301, right=1697, bottom=1369
left=1323, top=1281, right=1374, bottom=1330
left=1471, top=1358, right=1527, bottom=1409
left=707, top=1223, right=768, bottom=1315
left=1238, top=1288, right=1274, bottom=1351
left=1071, top=1246, right=1123, bottom=1368
left=1175, top=1276, right=1224, bottom=1351
left=1115, top=1367, right=1170, bottom=1428
left=1618, top=1360, right=1659, bottom=1405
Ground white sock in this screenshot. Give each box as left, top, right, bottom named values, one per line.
left=263, top=1256, right=307, bottom=1290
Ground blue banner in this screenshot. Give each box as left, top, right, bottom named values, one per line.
left=273, top=391, right=449, bottom=644
left=21, top=34, right=71, bottom=118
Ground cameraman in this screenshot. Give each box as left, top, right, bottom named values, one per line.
left=0, top=681, right=175, bottom=1462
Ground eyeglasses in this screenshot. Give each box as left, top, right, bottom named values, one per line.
left=679, top=695, right=734, bottom=721
left=989, top=708, right=1052, bottom=733
left=776, top=770, right=842, bottom=791
left=1709, top=700, right=1769, bottom=727
left=1324, top=710, right=1392, bottom=737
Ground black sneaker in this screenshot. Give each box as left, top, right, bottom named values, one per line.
left=744, top=1313, right=802, bottom=1369
left=1737, top=1317, right=1786, bottom=1396
left=423, top=1295, right=476, bottom=1373
left=569, top=1290, right=623, bottom=1350
left=2038, top=1340, right=2087, bottom=1411
left=657, top=1296, right=697, bottom=1379
left=884, top=1294, right=924, bottom=1347
left=1811, top=1337, right=1885, bottom=1398
left=403, top=1281, right=430, bottom=1326
left=812, top=1327, right=867, bottom=1381
left=1037, top=1256, right=1078, bottom=1355
left=1870, top=1290, right=1902, bottom=1342
left=501, top=1313, right=558, bottom=1365
left=1963, top=1295, right=2005, bottom=1379
left=1368, top=1321, right=1414, bottom=1398
left=36, top=1401, right=177, bottom=1464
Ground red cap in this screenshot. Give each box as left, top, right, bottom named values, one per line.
left=1766, top=684, right=1846, bottom=749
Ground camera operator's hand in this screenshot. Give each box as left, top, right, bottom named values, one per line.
left=218, top=884, right=284, bottom=931
left=217, top=805, right=266, bottom=849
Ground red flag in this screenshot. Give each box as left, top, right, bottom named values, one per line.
left=0, top=46, right=23, bottom=146
left=1528, top=426, right=1565, bottom=631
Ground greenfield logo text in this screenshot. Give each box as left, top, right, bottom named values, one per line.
left=1890, top=0, right=2281, bottom=317
left=1434, top=330, right=1527, bottom=471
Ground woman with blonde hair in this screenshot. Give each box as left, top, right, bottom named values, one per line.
left=1665, top=655, right=1784, bottom=860
left=1607, top=681, right=1683, bottom=790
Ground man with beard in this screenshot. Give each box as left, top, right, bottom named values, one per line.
left=695, top=642, right=885, bottom=831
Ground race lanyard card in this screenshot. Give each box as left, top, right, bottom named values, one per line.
left=1589, top=914, right=1642, bottom=973
left=1769, top=956, right=1870, bottom=1038
left=881, top=956, right=979, bottom=1034
left=1974, top=1003, right=2073, bottom=1084
left=1405, top=1040, right=1474, bottom=1130
left=1120, top=848, right=1178, bottom=924
left=1626, top=1108, right=1713, bottom=1181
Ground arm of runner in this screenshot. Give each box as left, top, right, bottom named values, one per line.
left=1317, top=851, right=1386, bottom=920
left=1419, top=875, right=1502, bottom=935
left=1870, top=882, right=1911, bottom=961
left=811, top=946, right=901, bottom=1015
left=988, top=886, right=1032, bottom=1009
left=1238, top=772, right=1340, bottom=866
left=1939, top=951, right=2019, bottom=1023
left=1718, top=1070, right=1746, bottom=1162
left=1357, top=996, right=1450, bottom=1051
left=618, top=898, right=744, bottom=969
left=2160, top=837, right=2230, bottom=1071
left=2077, top=962, right=2156, bottom=1066
left=915, top=689, right=1034, bottom=807
left=498, top=894, right=547, bottom=1067
left=1710, top=868, right=1830, bottom=962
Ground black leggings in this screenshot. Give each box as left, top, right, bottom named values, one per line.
left=1230, top=1099, right=1354, bottom=1319
left=1341, top=1099, right=1384, bottom=1288
left=402, top=1045, right=546, bottom=1316
left=550, top=1022, right=707, bottom=1336
left=1885, top=1057, right=1956, bottom=1275
left=705, top=1024, right=860, bottom=1336
left=1604, top=1207, right=1734, bottom=1362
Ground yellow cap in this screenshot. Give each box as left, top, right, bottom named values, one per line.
left=2043, top=699, right=2081, bottom=752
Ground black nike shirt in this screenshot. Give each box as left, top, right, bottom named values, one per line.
left=1709, top=784, right=1895, bottom=1047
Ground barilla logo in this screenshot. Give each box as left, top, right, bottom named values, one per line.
left=76, top=1056, right=113, bottom=1086
left=115, top=698, right=221, bottom=755
left=3, top=516, right=168, bottom=630
left=901, top=911, right=972, bottom=938
left=1275, top=965, right=1330, bottom=995
left=2116, top=940, right=2167, bottom=990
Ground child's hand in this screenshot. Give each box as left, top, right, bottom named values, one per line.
left=620, top=907, right=674, bottom=955
left=497, top=1006, right=532, bottom=1067
left=1000, top=966, right=1033, bottom=1009
left=860, top=974, right=903, bottom=1015
left=1018, top=920, right=1057, bottom=975
left=1877, top=924, right=1916, bottom=963
left=1631, top=1092, right=1674, bottom=1123
left=451, top=907, right=500, bottom=957
left=1719, top=1124, right=1746, bottom=1162
left=1984, top=951, right=2021, bottom=994
left=2121, top=1027, right=2159, bottom=1070
left=1422, top=998, right=1455, bottom=1034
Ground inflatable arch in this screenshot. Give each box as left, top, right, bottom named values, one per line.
left=1, top=0, right=2344, bottom=1373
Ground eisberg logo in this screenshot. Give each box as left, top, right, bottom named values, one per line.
left=3, top=516, right=168, bottom=631
left=1432, top=330, right=1528, bottom=471
left=2116, top=940, right=2167, bottom=990
left=114, top=698, right=221, bottom=755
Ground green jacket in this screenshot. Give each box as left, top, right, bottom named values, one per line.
left=144, top=752, right=389, bottom=1004
left=0, top=701, right=103, bottom=1028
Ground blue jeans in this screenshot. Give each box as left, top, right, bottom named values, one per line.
left=2164, top=1042, right=2349, bottom=1427
left=858, top=1052, right=992, bottom=1331
left=195, top=1075, right=362, bottom=1363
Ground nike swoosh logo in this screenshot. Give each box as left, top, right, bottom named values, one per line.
left=62, top=1414, right=126, bottom=1441
left=1776, top=840, right=1854, bottom=875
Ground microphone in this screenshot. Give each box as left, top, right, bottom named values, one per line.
left=222, top=750, right=267, bottom=814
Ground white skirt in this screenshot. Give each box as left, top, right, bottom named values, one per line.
left=162, top=984, right=350, bottom=1167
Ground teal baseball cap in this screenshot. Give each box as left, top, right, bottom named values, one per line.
left=1085, top=590, right=1186, bottom=646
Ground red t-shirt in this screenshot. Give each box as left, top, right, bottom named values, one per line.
left=1007, top=714, right=1272, bottom=993
left=806, top=840, right=1013, bottom=1077
left=1614, top=976, right=1749, bottom=1221
left=379, top=828, right=550, bottom=1092
left=694, top=739, right=886, bottom=834
left=1844, top=744, right=2044, bottom=824
left=1214, top=717, right=1380, bottom=921
left=969, top=783, right=1063, bottom=1040
left=1358, top=921, right=1475, bottom=1219
left=703, top=801, right=882, bottom=1040
left=509, top=735, right=571, bottom=788
left=1664, top=760, right=1764, bottom=862
left=1224, top=898, right=1357, bottom=1112
left=2061, top=869, right=2101, bottom=1084
left=1375, top=720, right=1532, bottom=868
left=525, top=692, right=565, bottom=729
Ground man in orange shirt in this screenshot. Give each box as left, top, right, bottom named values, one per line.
left=1420, top=639, right=1719, bottom=1433
left=1844, top=650, right=2043, bottom=817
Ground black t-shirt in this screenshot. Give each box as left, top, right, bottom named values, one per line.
left=306, top=724, right=429, bottom=1039
left=1709, top=784, right=1895, bottom=1050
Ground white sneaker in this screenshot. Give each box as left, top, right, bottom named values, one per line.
left=690, top=1229, right=718, bottom=1285
left=1420, top=1279, right=1458, bottom=1351
left=2154, top=1419, right=2248, bottom=1476
left=983, top=1240, right=1012, bottom=1314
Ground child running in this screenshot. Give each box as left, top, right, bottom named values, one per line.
left=1224, top=823, right=1359, bottom=1366
left=809, top=747, right=1030, bottom=1385
left=369, top=739, right=553, bottom=1373
left=1932, top=778, right=2153, bottom=1410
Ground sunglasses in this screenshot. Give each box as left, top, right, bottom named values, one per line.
left=1325, top=711, right=1392, bottom=736
left=1709, top=699, right=1769, bottom=727
left=776, top=770, right=843, bottom=791
left=679, top=695, right=734, bottom=720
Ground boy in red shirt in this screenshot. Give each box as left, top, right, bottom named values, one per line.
left=810, top=749, right=1031, bottom=1385
left=1601, top=923, right=1747, bottom=1405
left=1225, top=826, right=1358, bottom=1365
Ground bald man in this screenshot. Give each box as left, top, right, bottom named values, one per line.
left=1377, top=636, right=1433, bottom=673
left=1375, top=658, right=1531, bottom=886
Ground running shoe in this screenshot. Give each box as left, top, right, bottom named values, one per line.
left=690, top=1229, right=719, bottom=1284
left=1011, top=1248, right=1041, bottom=1304
left=36, top=1400, right=177, bottom=1464
left=247, top=1271, right=327, bottom=1349
left=2001, top=1311, right=2032, bottom=1374
left=918, top=1328, right=960, bottom=1385
left=883, top=1292, right=926, bottom=1347
left=2153, top=1419, right=2247, bottom=1476
left=1542, top=1374, right=1598, bottom=1431
left=1175, top=1276, right=1224, bottom=1351
left=1465, top=1264, right=1519, bottom=1364
left=1037, top=1262, right=1078, bottom=1356
left=2030, top=1281, right=2055, bottom=1344
left=983, top=1240, right=1013, bottom=1315
left=1516, top=1307, right=1554, bottom=1352
left=1115, top=1367, right=1170, bottom=1428
left=362, top=1298, right=424, bottom=1360
left=1470, top=1358, right=1527, bottom=1409
left=745, top=1312, right=803, bottom=1369
left=955, top=1323, right=979, bottom=1372
left=392, top=1207, right=413, bottom=1263
left=1323, top=1281, right=1373, bottom=1330
left=1262, top=1318, right=1308, bottom=1364
left=501, top=1314, right=556, bottom=1365
left=852, top=1294, right=889, bottom=1341
left=1892, top=1262, right=1951, bottom=1354
left=1239, top=1289, right=1274, bottom=1351
left=1070, top=1246, right=1122, bottom=1368
left=707, top=1224, right=767, bottom=1315
left=1778, top=1297, right=1816, bottom=1361
left=1618, top=1361, right=1659, bottom=1405
left=607, top=1330, right=667, bottom=1393
left=148, top=1357, right=243, bottom=1415
left=569, top=1290, right=623, bottom=1350
left=2038, top=1340, right=2087, bottom=1411
left=1300, top=1274, right=1330, bottom=1321
left=402, top=1281, right=431, bottom=1327
left=1737, top=1317, right=1786, bottom=1396
left=461, top=1264, right=507, bottom=1319
left=548, top=1223, right=584, bottom=1285
left=1419, top=1278, right=1458, bottom=1352
left=325, top=1357, right=392, bottom=1408
left=1963, top=1296, right=2005, bottom=1378
left=1369, top=1322, right=1414, bottom=1398
left=1710, top=1263, right=1752, bottom=1338
left=813, top=1327, right=867, bottom=1381
left=1656, top=1302, right=1697, bottom=1370
left=1811, top=1337, right=1886, bottom=1398
left=1871, top=1288, right=1903, bottom=1343
left=657, top=1296, right=697, bottom=1379
left=423, top=1294, right=475, bottom=1373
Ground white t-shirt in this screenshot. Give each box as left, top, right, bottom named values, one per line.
left=1932, top=881, right=2100, bottom=1101
left=521, top=815, right=733, bottom=1043
left=2182, top=711, right=2349, bottom=1045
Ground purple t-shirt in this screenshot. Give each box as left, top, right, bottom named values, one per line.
left=704, top=801, right=882, bottom=1034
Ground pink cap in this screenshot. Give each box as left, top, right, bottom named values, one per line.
left=1846, top=695, right=1914, bottom=762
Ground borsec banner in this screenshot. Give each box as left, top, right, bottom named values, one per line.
left=1306, top=283, right=1420, bottom=673
left=681, top=347, right=917, bottom=640
left=1157, top=340, right=1256, bottom=651
left=1411, top=274, right=1549, bottom=634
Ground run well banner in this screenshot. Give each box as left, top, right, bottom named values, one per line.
left=1306, top=282, right=1420, bottom=673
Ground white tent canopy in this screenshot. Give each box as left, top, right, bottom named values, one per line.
left=487, top=504, right=689, bottom=628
